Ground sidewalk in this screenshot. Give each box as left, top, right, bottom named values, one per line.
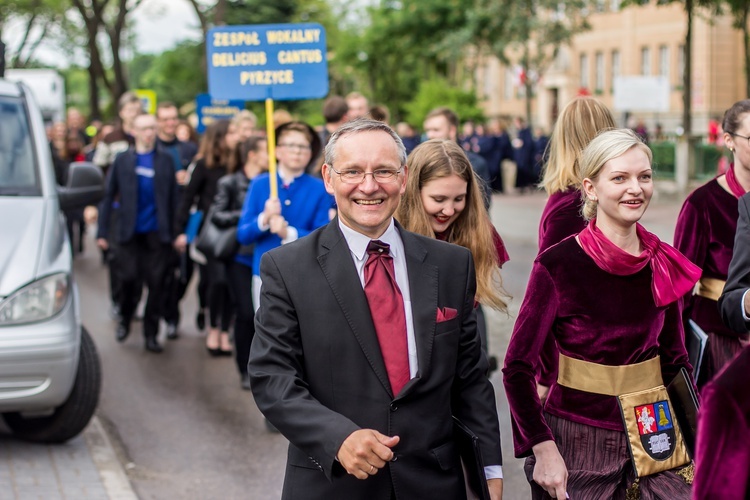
left=0, top=417, right=137, bottom=500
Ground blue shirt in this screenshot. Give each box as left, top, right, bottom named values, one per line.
left=135, top=151, right=158, bottom=234
left=237, top=172, right=332, bottom=275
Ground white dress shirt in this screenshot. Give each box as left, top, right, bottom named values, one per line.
left=339, top=219, right=418, bottom=378
left=338, top=218, right=503, bottom=480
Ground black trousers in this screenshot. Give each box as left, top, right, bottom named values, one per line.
left=206, top=257, right=233, bottom=331
left=118, top=232, right=171, bottom=339
left=227, top=260, right=254, bottom=376
left=161, top=250, right=195, bottom=325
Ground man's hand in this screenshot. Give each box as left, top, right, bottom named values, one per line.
left=744, top=291, right=750, bottom=320
left=84, top=206, right=98, bottom=224
left=268, top=215, right=288, bottom=240
left=263, top=198, right=282, bottom=221
left=531, top=440, right=568, bottom=499
left=96, top=238, right=108, bottom=251
left=174, top=234, right=188, bottom=252
left=175, top=170, right=188, bottom=185
left=337, top=429, right=399, bottom=480
left=488, top=478, right=503, bottom=500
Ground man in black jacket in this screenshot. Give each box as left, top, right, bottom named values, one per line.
left=97, top=113, right=179, bottom=353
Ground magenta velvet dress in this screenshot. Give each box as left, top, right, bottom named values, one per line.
left=536, top=187, right=586, bottom=386
left=674, top=178, right=745, bottom=384
left=503, top=237, right=692, bottom=498
left=538, top=187, right=586, bottom=253
left=693, top=345, right=750, bottom=500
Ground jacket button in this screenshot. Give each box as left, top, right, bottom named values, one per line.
left=390, top=403, right=398, bottom=412
left=391, top=455, right=399, bottom=462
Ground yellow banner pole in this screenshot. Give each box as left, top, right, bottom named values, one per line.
left=265, top=97, right=277, bottom=199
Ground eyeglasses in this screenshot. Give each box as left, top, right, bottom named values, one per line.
left=278, top=143, right=312, bottom=152
left=329, top=166, right=404, bottom=184
left=730, top=133, right=750, bottom=147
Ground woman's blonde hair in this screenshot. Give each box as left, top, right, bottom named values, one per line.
left=397, top=139, right=509, bottom=312
left=578, top=128, right=653, bottom=220
left=541, top=97, right=617, bottom=195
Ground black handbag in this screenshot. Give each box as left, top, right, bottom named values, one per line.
left=195, top=210, right=239, bottom=260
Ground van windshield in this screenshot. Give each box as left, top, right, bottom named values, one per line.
left=0, top=96, right=40, bottom=195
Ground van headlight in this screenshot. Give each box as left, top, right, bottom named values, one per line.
left=0, top=273, right=70, bottom=326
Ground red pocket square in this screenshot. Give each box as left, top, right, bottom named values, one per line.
left=436, top=307, right=458, bottom=323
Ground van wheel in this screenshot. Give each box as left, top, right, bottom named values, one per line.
left=2, top=327, right=101, bottom=443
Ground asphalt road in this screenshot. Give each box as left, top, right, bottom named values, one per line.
left=73, top=189, right=684, bottom=499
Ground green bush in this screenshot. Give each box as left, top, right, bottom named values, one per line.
left=404, top=78, right=484, bottom=128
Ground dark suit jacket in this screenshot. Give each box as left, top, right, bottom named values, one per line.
left=719, top=193, right=750, bottom=333
left=248, top=219, right=502, bottom=499
left=97, top=146, right=179, bottom=244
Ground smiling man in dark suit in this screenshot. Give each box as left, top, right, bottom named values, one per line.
left=248, top=119, right=503, bottom=499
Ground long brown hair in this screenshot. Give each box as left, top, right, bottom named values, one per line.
left=196, top=119, right=238, bottom=172
left=397, top=139, right=509, bottom=312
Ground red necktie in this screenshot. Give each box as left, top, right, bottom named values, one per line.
left=363, top=240, right=410, bottom=396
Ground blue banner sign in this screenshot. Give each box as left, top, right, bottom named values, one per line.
left=194, top=93, right=245, bottom=133
left=206, top=23, right=329, bottom=101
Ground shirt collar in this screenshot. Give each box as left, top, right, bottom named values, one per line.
left=338, top=218, right=401, bottom=262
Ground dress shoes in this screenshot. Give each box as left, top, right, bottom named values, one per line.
left=145, top=337, right=163, bottom=353
left=166, top=322, right=179, bottom=340
left=240, top=373, right=252, bottom=391
left=115, top=323, right=130, bottom=342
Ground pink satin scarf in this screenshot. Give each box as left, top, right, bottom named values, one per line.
left=578, top=219, right=701, bottom=307
left=725, top=163, right=747, bottom=199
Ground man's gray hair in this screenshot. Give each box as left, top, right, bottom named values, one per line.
left=324, top=118, right=407, bottom=167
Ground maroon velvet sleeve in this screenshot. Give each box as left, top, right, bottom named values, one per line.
left=491, top=224, right=510, bottom=266
left=657, top=301, right=693, bottom=385
left=674, top=196, right=708, bottom=269
left=693, top=384, right=750, bottom=499
left=538, top=190, right=586, bottom=253
left=503, top=261, right=558, bottom=457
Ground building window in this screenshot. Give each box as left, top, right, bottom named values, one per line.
left=659, top=45, right=669, bottom=79
left=595, top=0, right=606, bottom=13
left=611, top=49, right=620, bottom=92
left=580, top=53, right=589, bottom=89
left=677, top=44, right=685, bottom=85
left=641, top=47, right=651, bottom=76
left=611, top=0, right=620, bottom=11
left=595, top=52, right=604, bottom=92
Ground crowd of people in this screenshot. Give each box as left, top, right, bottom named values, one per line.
left=53, top=89, right=750, bottom=499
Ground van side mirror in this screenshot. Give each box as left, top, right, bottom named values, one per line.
left=57, top=161, right=104, bottom=211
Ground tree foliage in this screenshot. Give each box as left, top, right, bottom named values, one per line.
left=2, top=0, right=68, bottom=68
left=404, top=78, right=484, bottom=127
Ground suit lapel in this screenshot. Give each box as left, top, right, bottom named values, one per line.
left=317, top=221, right=392, bottom=397
left=398, top=224, right=439, bottom=397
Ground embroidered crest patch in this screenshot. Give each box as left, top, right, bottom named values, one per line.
left=635, top=401, right=676, bottom=460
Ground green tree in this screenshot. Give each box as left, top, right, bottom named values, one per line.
left=404, top=78, right=484, bottom=127
left=1, top=0, right=67, bottom=68
left=471, top=0, right=590, bottom=126
left=130, top=42, right=206, bottom=108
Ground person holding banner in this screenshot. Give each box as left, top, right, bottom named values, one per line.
left=237, top=121, right=332, bottom=312
left=503, top=129, right=698, bottom=499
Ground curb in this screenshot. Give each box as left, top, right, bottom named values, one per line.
left=83, top=416, right=138, bottom=500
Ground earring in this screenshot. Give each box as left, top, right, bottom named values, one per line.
left=591, top=196, right=598, bottom=202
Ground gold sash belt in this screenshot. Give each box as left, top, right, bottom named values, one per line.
left=557, top=353, right=663, bottom=396
left=694, top=277, right=725, bottom=302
